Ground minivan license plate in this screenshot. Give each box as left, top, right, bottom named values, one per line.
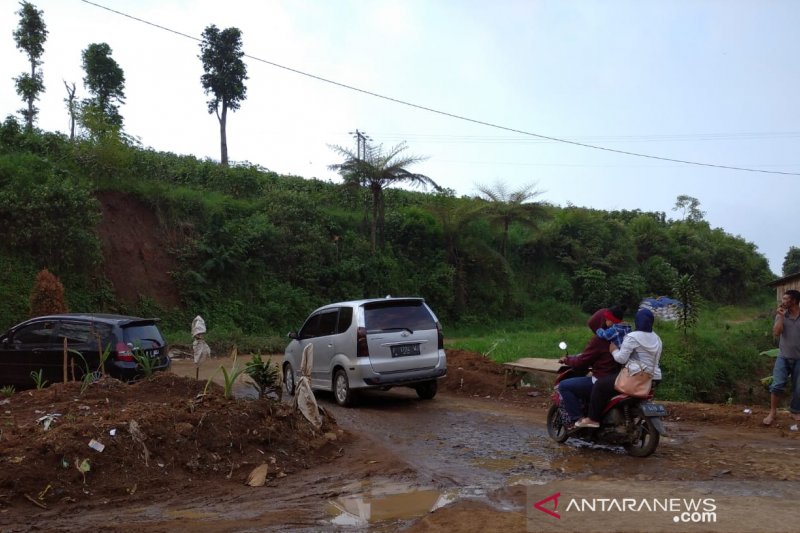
left=391, top=344, right=420, bottom=357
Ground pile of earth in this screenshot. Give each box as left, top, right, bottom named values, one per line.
left=0, top=373, right=343, bottom=511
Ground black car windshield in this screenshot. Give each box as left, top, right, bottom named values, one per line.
left=363, top=301, right=435, bottom=332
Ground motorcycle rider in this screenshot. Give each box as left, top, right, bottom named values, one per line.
left=556, top=306, right=626, bottom=428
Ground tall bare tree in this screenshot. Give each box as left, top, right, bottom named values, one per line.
left=63, top=80, right=77, bottom=140
left=330, top=142, right=439, bottom=252
left=199, top=25, right=248, bottom=167
left=12, top=1, right=48, bottom=131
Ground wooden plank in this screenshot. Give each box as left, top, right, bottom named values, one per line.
left=503, top=357, right=563, bottom=374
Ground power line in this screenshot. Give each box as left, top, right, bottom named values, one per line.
left=80, top=0, right=800, bottom=177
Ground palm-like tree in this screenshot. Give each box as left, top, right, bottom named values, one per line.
left=330, top=142, right=439, bottom=251
left=475, top=180, right=545, bottom=258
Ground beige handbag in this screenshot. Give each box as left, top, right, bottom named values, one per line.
left=614, top=366, right=653, bottom=397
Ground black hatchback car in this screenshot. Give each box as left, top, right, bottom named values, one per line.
left=0, top=313, right=170, bottom=390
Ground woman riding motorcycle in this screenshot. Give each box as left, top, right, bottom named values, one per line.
left=556, top=306, right=625, bottom=428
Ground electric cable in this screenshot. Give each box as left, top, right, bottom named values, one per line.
left=79, top=0, right=800, bottom=176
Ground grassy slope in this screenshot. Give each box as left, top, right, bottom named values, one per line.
left=445, top=305, right=776, bottom=403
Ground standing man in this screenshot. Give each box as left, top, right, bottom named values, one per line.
left=763, top=289, right=800, bottom=426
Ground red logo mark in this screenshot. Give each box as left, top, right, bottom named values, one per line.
left=533, top=492, right=561, bottom=519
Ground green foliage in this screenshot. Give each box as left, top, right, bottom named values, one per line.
left=205, top=349, right=246, bottom=400
left=673, top=274, right=700, bottom=336
left=0, top=385, right=16, bottom=397
left=782, top=246, right=800, bottom=276
left=199, top=25, right=248, bottom=166
left=0, top=128, right=776, bottom=356
left=575, top=268, right=609, bottom=313
left=81, top=43, right=126, bottom=133
left=450, top=305, right=775, bottom=403
left=13, top=1, right=48, bottom=130
left=30, top=368, right=47, bottom=389
left=243, top=353, right=281, bottom=399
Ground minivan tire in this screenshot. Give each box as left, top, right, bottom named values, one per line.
left=283, top=363, right=296, bottom=396
left=415, top=379, right=438, bottom=400
left=333, top=369, right=356, bottom=407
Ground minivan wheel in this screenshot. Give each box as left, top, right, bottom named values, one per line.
left=333, top=369, right=356, bottom=407
left=283, top=364, right=296, bottom=396
left=415, top=380, right=438, bottom=400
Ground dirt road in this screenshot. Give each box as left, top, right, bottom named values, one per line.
left=3, top=353, right=800, bottom=532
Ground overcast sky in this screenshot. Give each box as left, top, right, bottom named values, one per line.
left=2, top=0, right=798, bottom=275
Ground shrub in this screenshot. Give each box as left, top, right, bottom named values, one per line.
left=29, top=268, right=68, bottom=317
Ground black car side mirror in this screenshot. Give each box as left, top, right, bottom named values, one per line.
left=287, top=332, right=298, bottom=340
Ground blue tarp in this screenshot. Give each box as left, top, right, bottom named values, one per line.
left=641, top=296, right=683, bottom=309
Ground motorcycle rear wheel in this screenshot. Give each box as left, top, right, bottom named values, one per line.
left=624, top=409, right=660, bottom=457
left=547, top=404, right=570, bottom=443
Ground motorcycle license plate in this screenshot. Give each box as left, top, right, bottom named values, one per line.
left=641, top=403, right=668, bottom=417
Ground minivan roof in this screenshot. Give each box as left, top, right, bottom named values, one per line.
left=311, top=297, right=425, bottom=313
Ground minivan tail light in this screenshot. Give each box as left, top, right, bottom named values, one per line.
left=436, top=321, right=444, bottom=350
left=116, top=341, right=135, bottom=362
left=356, top=327, right=369, bottom=357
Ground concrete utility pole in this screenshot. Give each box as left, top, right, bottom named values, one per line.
left=349, top=129, right=371, bottom=160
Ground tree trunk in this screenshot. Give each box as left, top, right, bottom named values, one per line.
left=26, top=62, right=35, bottom=131
left=370, top=184, right=380, bottom=252
left=219, top=103, right=229, bottom=166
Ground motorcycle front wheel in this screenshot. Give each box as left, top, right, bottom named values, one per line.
left=624, top=409, right=660, bottom=457
left=547, top=404, right=570, bottom=443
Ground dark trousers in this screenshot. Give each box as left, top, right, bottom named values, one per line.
left=588, top=369, right=621, bottom=422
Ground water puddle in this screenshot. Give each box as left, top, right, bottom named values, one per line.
left=326, top=479, right=460, bottom=526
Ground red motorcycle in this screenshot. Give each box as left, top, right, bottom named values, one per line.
left=546, top=362, right=668, bottom=457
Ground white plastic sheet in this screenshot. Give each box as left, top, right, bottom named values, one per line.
left=191, top=315, right=210, bottom=364
left=293, top=344, right=322, bottom=428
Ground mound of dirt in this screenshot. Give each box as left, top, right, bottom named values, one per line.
left=0, top=373, right=342, bottom=511
left=441, top=349, right=552, bottom=401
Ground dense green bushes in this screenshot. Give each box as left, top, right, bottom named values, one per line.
left=0, top=120, right=775, bottom=353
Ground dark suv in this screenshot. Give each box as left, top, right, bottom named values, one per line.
left=0, top=314, right=170, bottom=390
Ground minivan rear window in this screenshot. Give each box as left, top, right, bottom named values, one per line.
left=363, top=301, right=435, bottom=332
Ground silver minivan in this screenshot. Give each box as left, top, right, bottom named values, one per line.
left=283, top=297, right=447, bottom=406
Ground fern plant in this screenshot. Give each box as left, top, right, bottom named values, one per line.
left=244, top=353, right=281, bottom=400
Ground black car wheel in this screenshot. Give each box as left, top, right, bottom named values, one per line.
left=415, top=380, right=438, bottom=400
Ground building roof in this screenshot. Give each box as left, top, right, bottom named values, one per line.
left=768, top=272, right=800, bottom=287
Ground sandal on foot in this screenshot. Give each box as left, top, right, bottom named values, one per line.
left=575, top=418, right=600, bottom=428
left=762, top=414, right=775, bottom=426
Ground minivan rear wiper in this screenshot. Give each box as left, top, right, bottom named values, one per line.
left=380, top=327, right=414, bottom=334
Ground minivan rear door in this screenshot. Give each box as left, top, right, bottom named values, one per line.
left=362, top=299, right=440, bottom=374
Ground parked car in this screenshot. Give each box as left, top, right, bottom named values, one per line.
left=0, top=314, right=170, bottom=390
left=283, top=297, right=447, bottom=406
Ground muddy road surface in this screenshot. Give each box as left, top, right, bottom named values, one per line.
left=3, top=354, right=800, bottom=532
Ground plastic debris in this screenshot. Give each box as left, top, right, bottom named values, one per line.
left=109, top=428, right=117, bottom=437
left=36, top=413, right=61, bottom=431
left=790, top=424, right=798, bottom=432
left=246, top=464, right=269, bottom=487
left=88, top=439, right=105, bottom=452
left=743, top=409, right=752, bottom=414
